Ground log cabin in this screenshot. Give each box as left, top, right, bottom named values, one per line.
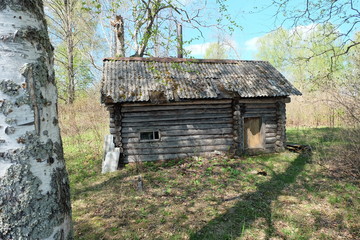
left=101, top=57, right=301, bottom=163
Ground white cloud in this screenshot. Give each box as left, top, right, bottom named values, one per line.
left=244, top=37, right=260, bottom=51
left=185, top=40, right=239, bottom=58
left=184, top=42, right=212, bottom=57
left=289, top=23, right=318, bottom=37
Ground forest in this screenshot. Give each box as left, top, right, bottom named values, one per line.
left=0, top=0, right=359, bottom=239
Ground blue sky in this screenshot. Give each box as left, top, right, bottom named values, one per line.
left=183, top=0, right=284, bottom=60
left=184, top=0, right=360, bottom=60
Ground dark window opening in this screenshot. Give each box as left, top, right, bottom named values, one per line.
left=140, top=131, right=160, bottom=141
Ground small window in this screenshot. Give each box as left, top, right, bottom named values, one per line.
left=140, top=131, right=160, bottom=141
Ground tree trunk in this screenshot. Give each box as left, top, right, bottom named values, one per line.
left=65, top=0, right=75, bottom=104
left=112, top=15, right=125, bottom=57
left=0, top=1, right=72, bottom=239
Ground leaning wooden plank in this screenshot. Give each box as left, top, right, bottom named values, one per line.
left=123, top=139, right=233, bottom=149
left=121, top=113, right=233, bottom=123
left=124, top=145, right=231, bottom=155
left=122, top=118, right=233, bottom=127
left=122, top=104, right=231, bottom=112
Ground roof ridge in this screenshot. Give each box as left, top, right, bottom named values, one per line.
left=103, top=57, right=268, bottom=64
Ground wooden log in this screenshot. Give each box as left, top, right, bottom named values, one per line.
left=121, top=103, right=231, bottom=112
left=265, top=124, right=278, bottom=129
left=110, top=128, right=118, bottom=134
left=264, top=144, right=275, bottom=150
left=122, top=108, right=231, bottom=118
left=266, top=132, right=277, bottom=138
left=122, top=119, right=233, bottom=127
left=244, top=108, right=277, bottom=114
left=243, top=113, right=276, bottom=118
left=123, top=150, right=229, bottom=163
left=122, top=99, right=232, bottom=107
left=124, top=153, right=192, bottom=162
left=238, top=97, right=289, bottom=104
left=123, top=139, right=233, bottom=149
left=121, top=113, right=233, bottom=123
left=244, top=104, right=276, bottom=109
left=121, top=123, right=233, bottom=133
left=122, top=128, right=233, bottom=138
left=265, top=128, right=278, bottom=134
left=123, top=134, right=233, bottom=143
left=265, top=137, right=276, bottom=144
left=124, top=145, right=231, bottom=155
left=264, top=121, right=277, bottom=125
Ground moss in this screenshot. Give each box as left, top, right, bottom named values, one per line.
left=0, top=80, right=21, bottom=97
left=0, top=164, right=68, bottom=239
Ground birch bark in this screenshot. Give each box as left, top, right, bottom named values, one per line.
left=0, top=1, right=72, bottom=239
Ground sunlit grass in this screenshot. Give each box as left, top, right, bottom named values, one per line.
left=59, top=97, right=359, bottom=239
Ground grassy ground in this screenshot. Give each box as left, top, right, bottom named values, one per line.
left=61, top=123, right=359, bottom=240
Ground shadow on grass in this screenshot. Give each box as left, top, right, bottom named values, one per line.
left=190, top=151, right=311, bottom=240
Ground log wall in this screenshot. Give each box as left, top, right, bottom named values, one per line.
left=118, top=100, right=234, bottom=163
left=237, top=98, right=287, bottom=153
left=106, top=98, right=288, bottom=163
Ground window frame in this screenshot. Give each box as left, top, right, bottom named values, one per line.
left=139, top=130, right=161, bottom=142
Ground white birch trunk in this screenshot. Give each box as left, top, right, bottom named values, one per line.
left=0, top=1, right=72, bottom=239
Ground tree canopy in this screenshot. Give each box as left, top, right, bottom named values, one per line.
left=270, top=0, right=359, bottom=59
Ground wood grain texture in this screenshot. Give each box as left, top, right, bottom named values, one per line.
left=119, top=101, right=233, bottom=161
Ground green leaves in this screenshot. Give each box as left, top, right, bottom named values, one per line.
left=256, top=24, right=347, bottom=91
left=204, top=42, right=228, bottom=59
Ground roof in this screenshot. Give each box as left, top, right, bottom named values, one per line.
left=101, top=57, right=301, bottom=103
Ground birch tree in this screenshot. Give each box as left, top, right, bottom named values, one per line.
left=0, top=1, right=72, bottom=239
left=46, top=0, right=99, bottom=104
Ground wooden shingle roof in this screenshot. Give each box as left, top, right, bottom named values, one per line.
left=101, top=57, right=301, bottom=103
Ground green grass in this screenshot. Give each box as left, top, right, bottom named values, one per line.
left=63, top=127, right=360, bottom=240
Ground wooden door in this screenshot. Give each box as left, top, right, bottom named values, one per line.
left=244, top=117, right=263, bottom=149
